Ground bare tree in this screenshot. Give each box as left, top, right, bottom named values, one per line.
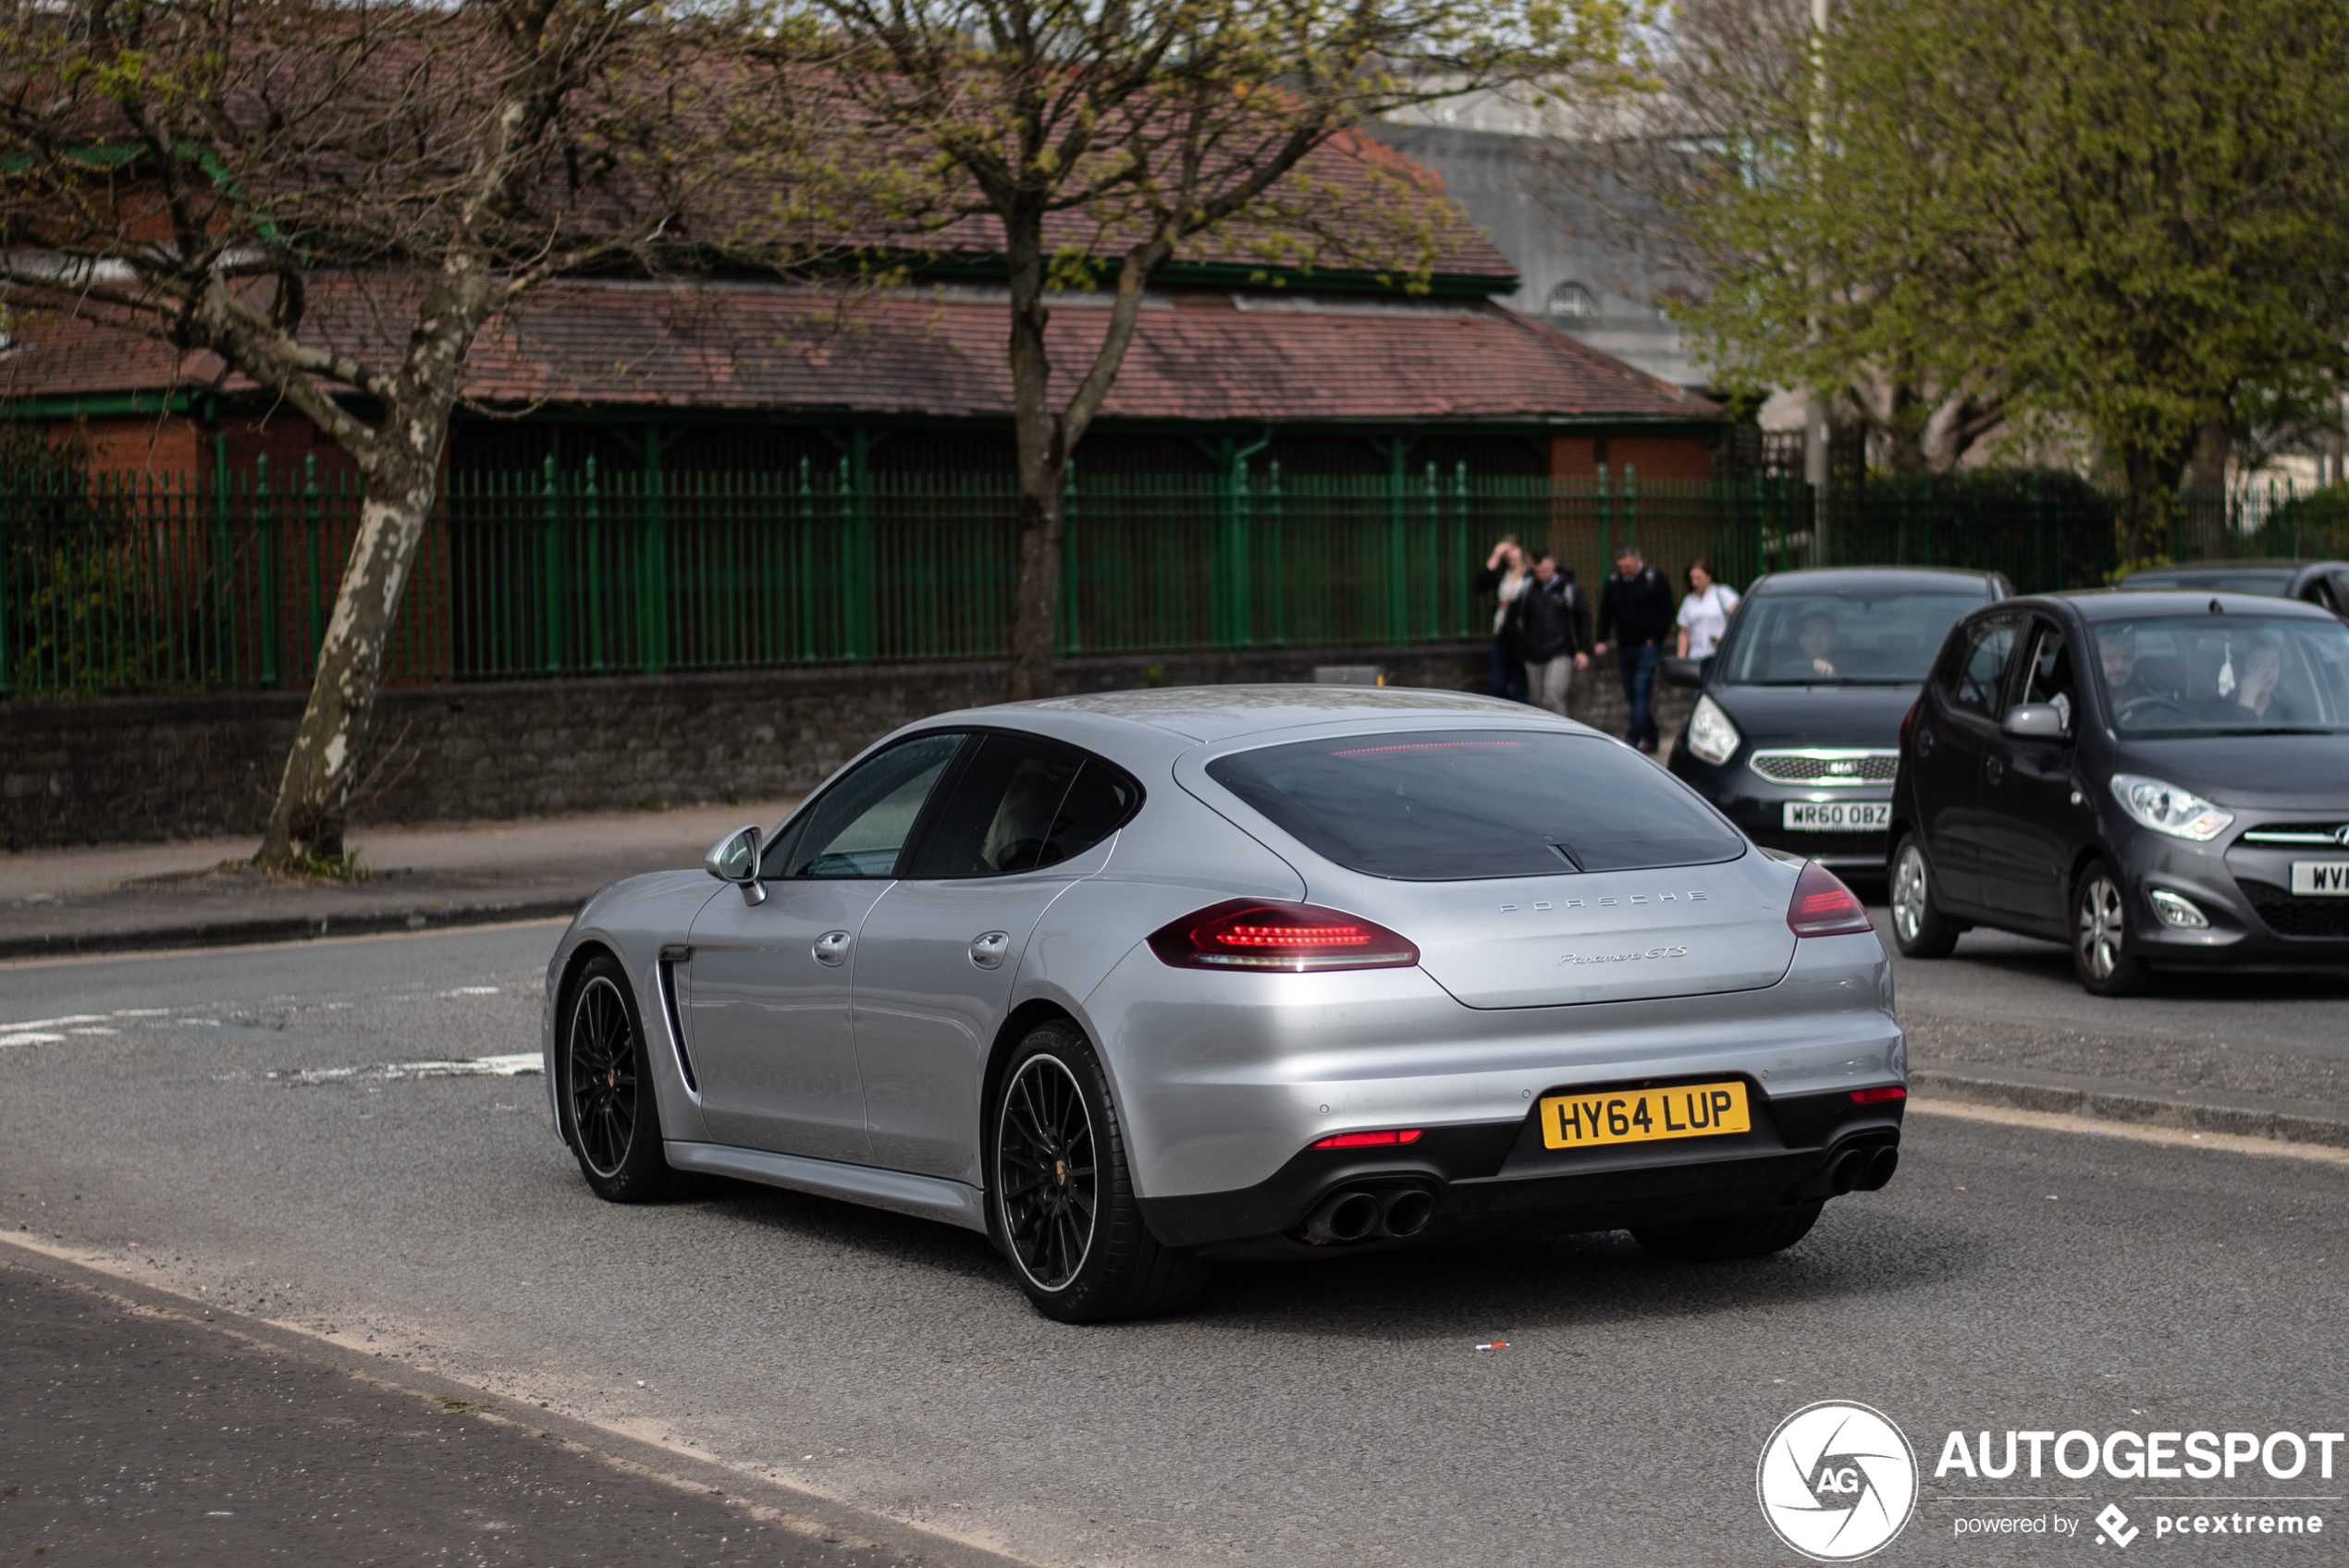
left=0, top=0, right=794, bottom=864
left=791, top=0, right=1643, bottom=700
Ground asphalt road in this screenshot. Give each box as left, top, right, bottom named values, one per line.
left=4, top=921, right=2347, bottom=1567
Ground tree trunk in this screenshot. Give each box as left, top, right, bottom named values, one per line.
left=1002, top=206, right=1064, bottom=703
left=2117, top=444, right=2185, bottom=568
left=254, top=447, right=443, bottom=865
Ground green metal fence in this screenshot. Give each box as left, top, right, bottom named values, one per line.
left=3, top=458, right=2342, bottom=697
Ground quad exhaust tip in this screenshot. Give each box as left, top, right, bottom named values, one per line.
left=1826, top=1144, right=1900, bottom=1196
left=1302, top=1186, right=1437, bottom=1244
left=1863, top=1145, right=1900, bottom=1191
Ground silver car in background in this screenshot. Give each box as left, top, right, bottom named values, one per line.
left=543, top=687, right=1906, bottom=1322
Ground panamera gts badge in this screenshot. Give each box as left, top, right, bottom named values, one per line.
left=1557, top=945, right=1691, bottom=966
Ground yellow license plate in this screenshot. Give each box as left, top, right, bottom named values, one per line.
left=1539, top=1081, right=1751, bottom=1150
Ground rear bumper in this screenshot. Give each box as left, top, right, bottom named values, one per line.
left=1137, top=1084, right=1905, bottom=1255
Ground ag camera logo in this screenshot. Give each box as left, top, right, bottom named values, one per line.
left=1759, top=1402, right=1920, bottom=1561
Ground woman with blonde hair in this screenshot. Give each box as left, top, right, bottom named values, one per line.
left=1471, top=535, right=1532, bottom=701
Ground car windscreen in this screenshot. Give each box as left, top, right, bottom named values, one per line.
left=1718, top=591, right=1983, bottom=686
left=2091, top=614, right=2349, bottom=735
left=1205, top=729, right=1746, bottom=880
left=2122, top=570, right=2294, bottom=596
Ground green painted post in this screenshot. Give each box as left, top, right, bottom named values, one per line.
left=255, top=455, right=279, bottom=687
left=1267, top=460, right=1285, bottom=648
left=1624, top=464, right=1638, bottom=561
left=842, top=431, right=877, bottom=666
left=584, top=456, right=605, bottom=673
left=639, top=427, right=671, bottom=675
left=1384, top=438, right=1409, bottom=643
left=212, top=433, right=231, bottom=685
left=301, top=457, right=324, bottom=680
left=1060, top=459, right=1080, bottom=656
left=1596, top=464, right=1611, bottom=583
left=541, top=454, right=564, bottom=673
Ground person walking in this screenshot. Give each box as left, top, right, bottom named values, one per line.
left=1593, top=541, right=1676, bottom=751
left=1674, top=557, right=1740, bottom=660
left=1470, top=536, right=1531, bottom=703
left=1509, top=550, right=1592, bottom=716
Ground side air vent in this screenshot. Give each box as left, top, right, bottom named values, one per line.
left=657, top=955, right=699, bottom=1093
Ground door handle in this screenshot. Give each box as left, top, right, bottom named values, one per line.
left=812, top=930, right=852, bottom=967
left=1984, top=756, right=2004, bottom=786
left=968, top=931, right=1011, bottom=970
left=1915, top=727, right=1936, bottom=758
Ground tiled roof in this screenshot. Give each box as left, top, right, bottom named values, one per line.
left=4, top=280, right=1716, bottom=423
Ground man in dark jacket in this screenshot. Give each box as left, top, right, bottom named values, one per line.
left=1508, top=550, right=1592, bottom=715
left=1593, top=542, right=1676, bottom=751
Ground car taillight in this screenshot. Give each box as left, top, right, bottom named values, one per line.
left=1900, top=697, right=1920, bottom=750
left=1788, top=862, right=1874, bottom=937
left=1312, top=1128, right=1424, bottom=1148
left=1850, top=1086, right=1906, bottom=1105
left=1146, top=900, right=1420, bottom=972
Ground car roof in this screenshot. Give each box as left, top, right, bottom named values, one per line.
left=2007, top=588, right=2346, bottom=622
left=1749, top=566, right=2004, bottom=595
left=1015, top=683, right=1553, bottom=741
left=2121, top=557, right=2345, bottom=576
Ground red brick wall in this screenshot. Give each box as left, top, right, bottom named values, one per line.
left=1548, top=433, right=1714, bottom=484
left=68, top=415, right=205, bottom=480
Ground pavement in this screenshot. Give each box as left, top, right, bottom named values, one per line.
left=0, top=1246, right=985, bottom=1568
left=5, top=921, right=2347, bottom=1567
left=0, top=801, right=800, bottom=960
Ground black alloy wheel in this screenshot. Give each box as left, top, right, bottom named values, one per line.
left=1888, top=834, right=1961, bottom=958
left=998, top=1051, right=1098, bottom=1291
left=2072, top=859, right=2152, bottom=997
left=562, top=952, right=686, bottom=1202
left=990, top=1020, right=1209, bottom=1323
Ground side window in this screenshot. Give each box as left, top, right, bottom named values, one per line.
left=1944, top=618, right=2017, bottom=718
left=2016, top=620, right=2075, bottom=719
left=907, top=734, right=1142, bottom=878
left=767, top=732, right=965, bottom=879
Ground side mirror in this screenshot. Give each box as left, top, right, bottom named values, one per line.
left=1660, top=655, right=1703, bottom=689
left=2000, top=702, right=2069, bottom=741
left=704, top=825, right=767, bottom=905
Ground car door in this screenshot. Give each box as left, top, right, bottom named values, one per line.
left=851, top=733, right=1142, bottom=1181
left=1977, top=616, right=2079, bottom=932
left=681, top=730, right=967, bottom=1162
left=1911, top=613, right=2020, bottom=910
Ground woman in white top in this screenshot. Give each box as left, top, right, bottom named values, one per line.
left=1675, top=557, right=1740, bottom=659
left=1473, top=536, right=1532, bottom=701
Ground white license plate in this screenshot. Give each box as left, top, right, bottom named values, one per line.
left=2291, top=861, right=2349, bottom=896
left=1782, top=802, right=1891, bottom=831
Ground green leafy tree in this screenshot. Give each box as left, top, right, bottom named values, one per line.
left=1678, top=0, right=2349, bottom=549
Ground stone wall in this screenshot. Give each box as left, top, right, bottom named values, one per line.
left=2, top=646, right=1691, bottom=849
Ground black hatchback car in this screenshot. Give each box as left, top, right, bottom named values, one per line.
left=2118, top=558, right=2349, bottom=619
left=1888, top=590, right=2349, bottom=994
left=1665, top=567, right=2007, bottom=875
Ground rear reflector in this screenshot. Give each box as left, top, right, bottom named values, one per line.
left=1312, top=1129, right=1424, bottom=1148
left=1849, top=1086, right=1906, bottom=1105
left=1787, top=862, right=1876, bottom=937
left=1147, top=900, right=1420, bottom=972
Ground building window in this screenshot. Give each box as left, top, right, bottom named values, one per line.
left=1547, top=282, right=1596, bottom=321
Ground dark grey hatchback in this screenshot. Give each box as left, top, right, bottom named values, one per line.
left=1888, top=590, right=2349, bottom=994
left=1666, top=567, right=2007, bottom=874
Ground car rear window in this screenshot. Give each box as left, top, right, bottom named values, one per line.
left=2122, top=570, right=2294, bottom=596
left=1205, top=729, right=1746, bottom=880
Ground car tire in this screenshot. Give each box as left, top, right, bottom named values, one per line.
left=2072, top=859, right=2153, bottom=997
left=560, top=952, right=689, bottom=1204
left=990, top=1019, right=1210, bottom=1324
left=1887, top=835, right=1960, bottom=958
left=1631, top=1202, right=1823, bottom=1263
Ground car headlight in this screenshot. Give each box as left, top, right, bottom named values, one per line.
left=1686, top=694, right=1740, bottom=766
left=2109, top=774, right=2234, bottom=842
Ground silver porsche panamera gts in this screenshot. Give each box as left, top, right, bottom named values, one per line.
left=542, top=686, right=1907, bottom=1322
